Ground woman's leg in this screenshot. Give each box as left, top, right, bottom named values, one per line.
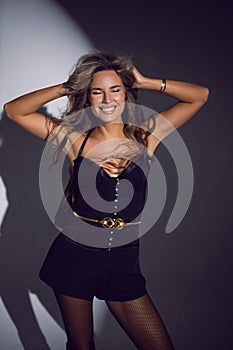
left=105, top=293, right=174, bottom=350
left=54, top=292, right=96, bottom=350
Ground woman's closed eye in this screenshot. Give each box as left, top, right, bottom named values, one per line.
left=91, top=90, right=102, bottom=95
left=91, top=89, right=121, bottom=95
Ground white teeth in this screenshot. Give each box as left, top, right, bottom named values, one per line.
left=100, top=106, right=116, bottom=114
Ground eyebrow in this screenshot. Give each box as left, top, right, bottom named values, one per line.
left=90, top=85, right=122, bottom=91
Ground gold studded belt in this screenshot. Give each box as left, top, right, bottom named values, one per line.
left=73, top=211, right=141, bottom=229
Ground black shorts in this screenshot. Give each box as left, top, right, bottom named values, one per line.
left=39, top=233, right=147, bottom=301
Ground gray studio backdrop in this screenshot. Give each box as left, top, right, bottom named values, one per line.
left=1, top=0, right=233, bottom=349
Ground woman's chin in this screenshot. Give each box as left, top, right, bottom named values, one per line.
left=96, top=112, right=123, bottom=124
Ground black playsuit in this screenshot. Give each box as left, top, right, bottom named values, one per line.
left=39, top=128, right=151, bottom=301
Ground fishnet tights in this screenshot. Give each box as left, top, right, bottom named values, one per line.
left=54, top=293, right=96, bottom=350
left=106, top=293, right=174, bottom=350
left=55, top=292, right=174, bottom=350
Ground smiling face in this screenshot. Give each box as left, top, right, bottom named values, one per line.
left=88, top=70, right=126, bottom=124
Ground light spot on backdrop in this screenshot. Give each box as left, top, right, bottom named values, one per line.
left=0, top=0, right=91, bottom=113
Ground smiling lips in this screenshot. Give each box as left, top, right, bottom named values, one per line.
left=99, top=105, right=117, bottom=114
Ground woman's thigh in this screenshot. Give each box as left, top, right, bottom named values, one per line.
left=54, top=292, right=95, bottom=350
left=105, top=293, right=174, bottom=350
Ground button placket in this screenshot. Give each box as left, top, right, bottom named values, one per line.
left=108, top=177, right=120, bottom=251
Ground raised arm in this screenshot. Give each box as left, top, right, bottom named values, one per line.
left=4, top=84, right=67, bottom=140
left=133, top=67, right=209, bottom=152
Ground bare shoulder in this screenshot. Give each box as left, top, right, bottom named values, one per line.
left=139, top=116, right=161, bottom=155
left=48, top=124, right=86, bottom=162
left=68, top=130, right=87, bottom=161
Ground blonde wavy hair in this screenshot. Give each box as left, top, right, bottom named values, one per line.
left=47, top=50, right=153, bottom=147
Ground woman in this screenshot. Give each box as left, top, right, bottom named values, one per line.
left=4, top=51, right=209, bottom=350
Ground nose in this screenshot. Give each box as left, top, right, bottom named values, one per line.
left=102, top=91, right=112, bottom=104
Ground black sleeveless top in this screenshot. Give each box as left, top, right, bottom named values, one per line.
left=54, top=128, right=151, bottom=249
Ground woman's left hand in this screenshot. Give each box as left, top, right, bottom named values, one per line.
left=132, top=67, right=147, bottom=88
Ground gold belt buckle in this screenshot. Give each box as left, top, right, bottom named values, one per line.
left=73, top=211, right=140, bottom=229
left=100, top=217, right=126, bottom=229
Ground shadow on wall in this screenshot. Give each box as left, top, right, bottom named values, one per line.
left=0, top=108, right=64, bottom=349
